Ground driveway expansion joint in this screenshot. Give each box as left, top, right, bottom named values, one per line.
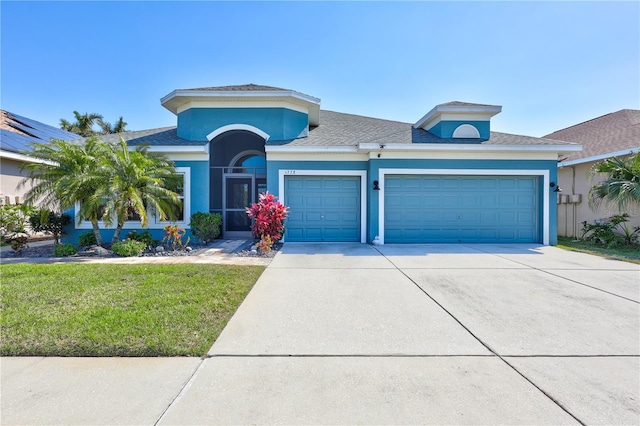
left=470, top=246, right=640, bottom=304
left=373, top=245, right=589, bottom=426
left=154, top=358, right=206, bottom=426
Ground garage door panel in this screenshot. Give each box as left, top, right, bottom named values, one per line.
left=518, top=179, right=536, bottom=190
left=461, top=195, right=478, bottom=207
left=479, top=179, right=498, bottom=189
left=305, top=180, right=323, bottom=190
left=286, top=176, right=361, bottom=242
left=423, top=196, right=441, bottom=207
left=385, top=175, right=539, bottom=243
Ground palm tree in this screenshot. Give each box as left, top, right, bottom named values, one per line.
left=19, top=138, right=109, bottom=245
left=589, top=151, right=640, bottom=212
left=60, top=111, right=103, bottom=137
left=97, top=116, right=128, bottom=134
left=101, top=138, right=182, bottom=243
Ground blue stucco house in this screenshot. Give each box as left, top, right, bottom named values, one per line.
left=66, top=84, right=581, bottom=245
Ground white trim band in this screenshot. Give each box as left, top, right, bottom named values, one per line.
left=207, top=124, right=270, bottom=142
left=278, top=169, right=367, bottom=243
left=559, top=147, right=640, bottom=167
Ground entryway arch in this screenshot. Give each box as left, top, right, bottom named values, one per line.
left=208, top=127, right=269, bottom=238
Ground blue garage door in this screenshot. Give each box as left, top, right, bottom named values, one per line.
left=385, top=175, right=539, bottom=243
left=285, top=176, right=361, bottom=242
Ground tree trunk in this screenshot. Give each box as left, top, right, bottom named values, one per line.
left=91, top=220, right=103, bottom=245
left=112, top=223, right=124, bottom=244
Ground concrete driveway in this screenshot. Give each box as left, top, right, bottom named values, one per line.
left=160, top=243, right=640, bottom=425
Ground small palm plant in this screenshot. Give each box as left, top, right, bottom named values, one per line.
left=588, top=151, right=640, bottom=212
left=19, top=137, right=109, bottom=245
left=101, top=138, right=182, bottom=243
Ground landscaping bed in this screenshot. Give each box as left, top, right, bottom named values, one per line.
left=557, top=236, right=640, bottom=264
left=0, top=263, right=264, bottom=357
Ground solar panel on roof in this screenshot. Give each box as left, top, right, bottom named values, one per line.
left=0, top=111, right=81, bottom=154
left=0, top=130, right=35, bottom=153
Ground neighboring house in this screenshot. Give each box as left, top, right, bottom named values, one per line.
left=64, top=84, right=580, bottom=245
left=545, top=110, right=640, bottom=238
left=0, top=110, right=80, bottom=205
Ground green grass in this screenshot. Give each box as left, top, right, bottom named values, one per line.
left=0, top=264, right=264, bottom=357
left=557, top=237, right=640, bottom=264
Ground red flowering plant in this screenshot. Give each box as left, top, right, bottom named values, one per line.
left=246, top=192, right=289, bottom=253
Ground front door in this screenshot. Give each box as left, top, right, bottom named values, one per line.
left=223, top=175, right=267, bottom=238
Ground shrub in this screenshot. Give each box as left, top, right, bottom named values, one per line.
left=53, top=243, right=77, bottom=257
left=9, top=235, right=29, bottom=253
left=1, top=204, right=36, bottom=252
left=189, top=212, right=222, bottom=244
left=29, top=209, right=71, bottom=244
left=162, top=224, right=190, bottom=251
left=0, top=204, right=35, bottom=242
left=125, top=229, right=155, bottom=247
left=112, top=239, right=146, bottom=257
left=256, top=235, right=273, bottom=254
left=78, top=231, right=98, bottom=247
left=581, top=214, right=640, bottom=247
left=246, top=192, right=289, bottom=252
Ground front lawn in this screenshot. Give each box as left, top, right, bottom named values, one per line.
left=557, top=237, right=640, bottom=264
left=0, top=264, right=264, bottom=357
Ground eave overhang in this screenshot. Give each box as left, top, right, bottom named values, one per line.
left=558, top=146, right=640, bottom=168
left=414, top=104, right=502, bottom=130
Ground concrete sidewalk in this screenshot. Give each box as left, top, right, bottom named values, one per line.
left=2, top=243, right=639, bottom=425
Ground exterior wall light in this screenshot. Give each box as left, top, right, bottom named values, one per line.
left=550, top=182, right=561, bottom=193
left=373, top=180, right=380, bottom=190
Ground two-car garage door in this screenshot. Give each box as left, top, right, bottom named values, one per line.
left=384, top=175, right=540, bottom=243
left=283, top=173, right=541, bottom=244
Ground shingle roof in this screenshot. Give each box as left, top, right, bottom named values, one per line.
left=437, top=101, right=501, bottom=108
left=0, top=110, right=80, bottom=153
left=68, top=109, right=576, bottom=150
left=75, top=127, right=206, bottom=146
left=544, top=109, right=640, bottom=161
left=276, top=110, right=575, bottom=147
left=179, top=84, right=290, bottom=92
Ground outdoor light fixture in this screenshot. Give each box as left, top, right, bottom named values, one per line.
left=373, top=180, right=380, bottom=190
left=550, top=182, right=561, bottom=193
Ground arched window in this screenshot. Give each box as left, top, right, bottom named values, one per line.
left=229, top=151, right=266, bottom=175
left=452, top=124, right=480, bottom=138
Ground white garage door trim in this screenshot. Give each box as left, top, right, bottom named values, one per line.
left=279, top=169, right=367, bottom=243
left=378, top=169, right=550, bottom=245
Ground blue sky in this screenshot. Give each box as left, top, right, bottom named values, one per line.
left=2, top=1, right=638, bottom=137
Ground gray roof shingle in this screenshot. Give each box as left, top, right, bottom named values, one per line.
left=437, top=101, right=501, bottom=108
left=75, top=127, right=207, bottom=146
left=65, top=109, right=576, bottom=150
left=180, top=84, right=290, bottom=92
left=276, top=110, right=575, bottom=147
left=544, top=109, right=640, bottom=161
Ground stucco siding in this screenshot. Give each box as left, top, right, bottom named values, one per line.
left=426, top=120, right=491, bottom=139
left=0, top=158, right=30, bottom=204
left=177, top=108, right=308, bottom=141
left=557, top=162, right=640, bottom=238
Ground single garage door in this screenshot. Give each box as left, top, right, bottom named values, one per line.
left=384, top=175, right=539, bottom=243
left=285, top=176, right=361, bottom=242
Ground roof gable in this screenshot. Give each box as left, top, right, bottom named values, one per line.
left=413, top=101, right=502, bottom=140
